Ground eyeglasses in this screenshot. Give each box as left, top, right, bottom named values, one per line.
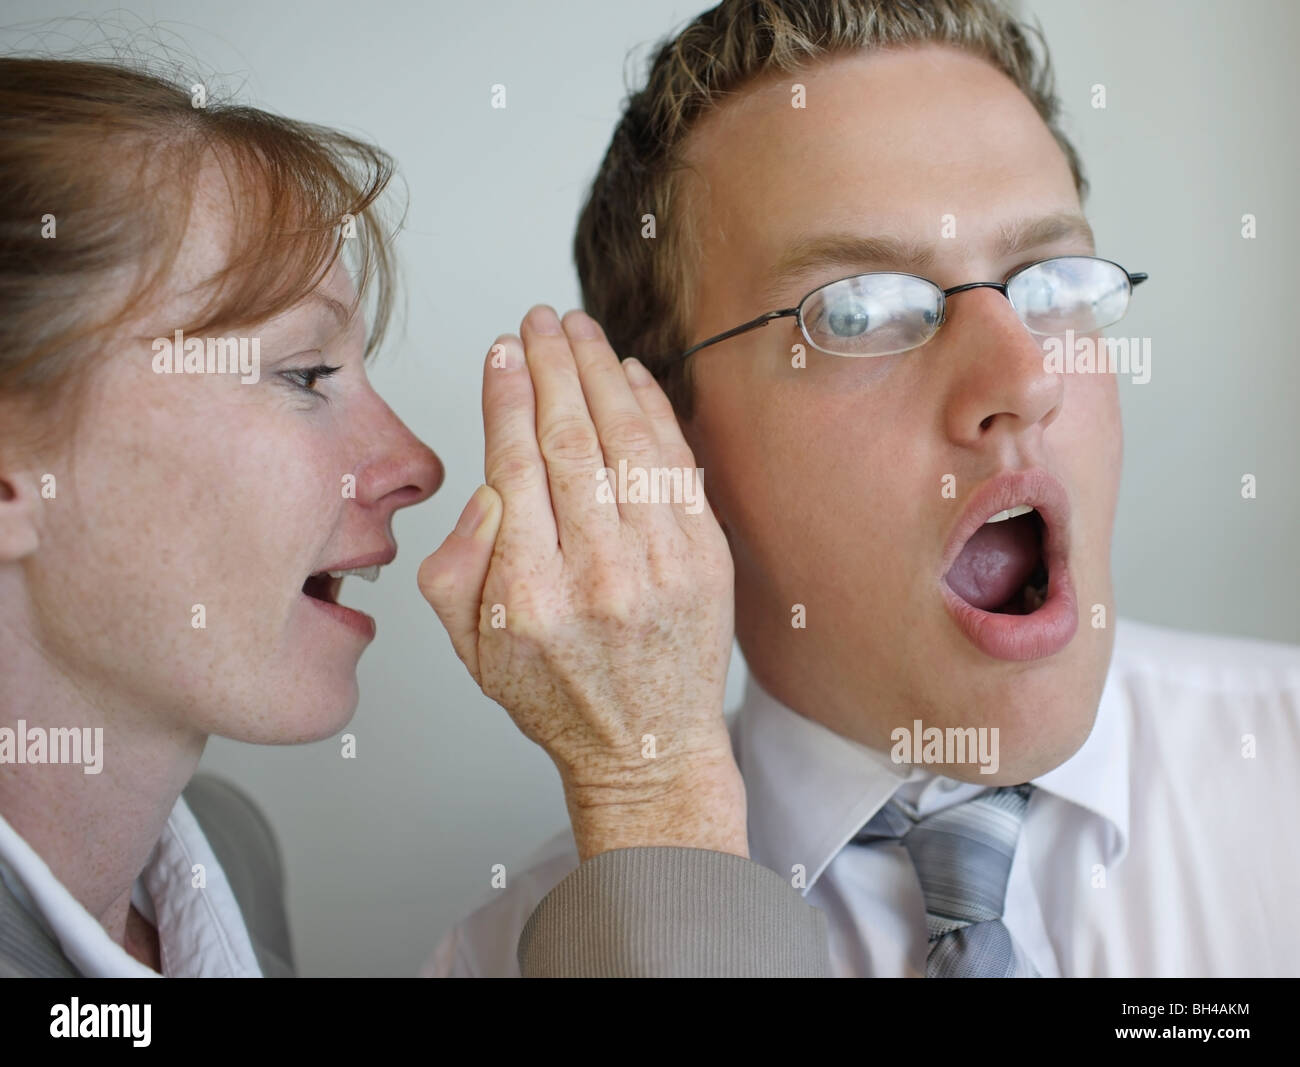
left=668, top=255, right=1148, bottom=364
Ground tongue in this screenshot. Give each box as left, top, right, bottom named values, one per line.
left=945, top=514, right=1041, bottom=610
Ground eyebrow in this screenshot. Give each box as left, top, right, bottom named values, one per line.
left=763, top=212, right=1097, bottom=302
left=125, top=289, right=356, bottom=348
left=304, top=291, right=354, bottom=329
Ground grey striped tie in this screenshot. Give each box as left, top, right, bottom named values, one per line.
left=854, top=783, right=1039, bottom=978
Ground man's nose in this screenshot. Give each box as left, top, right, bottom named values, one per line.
left=940, top=286, right=1064, bottom=446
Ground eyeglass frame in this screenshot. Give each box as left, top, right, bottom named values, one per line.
left=665, top=255, right=1149, bottom=367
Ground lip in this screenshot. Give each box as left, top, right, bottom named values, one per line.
left=939, top=468, right=1077, bottom=662
left=317, top=548, right=396, bottom=573
left=300, top=546, right=395, bottom=641
left=302, top=594, right=378, bottom=640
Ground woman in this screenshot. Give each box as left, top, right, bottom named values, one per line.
left=0, top=55, right=828, bottom=977
left=0, top=55, right=446, bottom=975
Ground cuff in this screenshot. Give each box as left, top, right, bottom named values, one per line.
left=517, top=847, right=830, bottom=977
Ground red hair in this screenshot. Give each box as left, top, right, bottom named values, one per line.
left=0, top=56, right=398, bottom=451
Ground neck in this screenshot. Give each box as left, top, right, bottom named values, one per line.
left=0, top=613, right=205, bottom=952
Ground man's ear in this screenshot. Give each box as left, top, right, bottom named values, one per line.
left=0, top=470, right=42, bottom=561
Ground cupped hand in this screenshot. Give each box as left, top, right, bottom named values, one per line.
left=418, top=306, right=744, bottom=861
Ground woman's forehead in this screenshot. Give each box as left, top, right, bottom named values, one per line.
left=157, top=156, right=360, bottom=336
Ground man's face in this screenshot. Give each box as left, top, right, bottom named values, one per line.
left=680, top=45, right=1121, bottom=783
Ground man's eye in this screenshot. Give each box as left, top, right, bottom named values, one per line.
left=826, top=301, right=871, bottom=337
left=281, top=364, right=342, bottom=395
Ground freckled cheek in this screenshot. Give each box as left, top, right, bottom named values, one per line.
left=231, top=440, right=345, bottom=572
left=295, top=435, right=351, bottom=515
left=138, top=417, right=343, bottom=606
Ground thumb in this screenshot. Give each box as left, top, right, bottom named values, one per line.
left=417, top=484, right=502, bottom=681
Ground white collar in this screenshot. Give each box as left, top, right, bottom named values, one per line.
left=0, top=792, right=262, bottom=977
left=731, top=620, right=1132, bottom=893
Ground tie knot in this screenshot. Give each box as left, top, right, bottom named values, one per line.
left=851, top=782, right=1038, bottom=977
left=854, top=782, right=1033, bottom=845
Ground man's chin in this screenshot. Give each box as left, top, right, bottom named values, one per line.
left=880, top=692, right=1101, bottom=785
left=912, top=742, right=1086, bottom=787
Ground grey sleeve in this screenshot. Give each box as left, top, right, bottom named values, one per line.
left=517, top=847, right=831, bottom=977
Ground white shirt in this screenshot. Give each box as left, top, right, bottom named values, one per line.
left=427, top=617, right=1300, bottom=977
left=0, top=793, right=263, bottom=977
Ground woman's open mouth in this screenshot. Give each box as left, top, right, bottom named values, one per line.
left=301, top=565, right=382, bottom=639
left=302, top=572, right=343, bottom=604
left=939, top=470, right=1078, bottom=661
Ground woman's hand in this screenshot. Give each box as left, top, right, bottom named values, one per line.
left=418, top=306, right=744, bottom=862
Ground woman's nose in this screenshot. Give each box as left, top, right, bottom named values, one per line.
left=354, top=398, right=445, bottom=510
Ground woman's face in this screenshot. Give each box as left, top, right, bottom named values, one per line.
left=20, top=164, right=444, bottom=744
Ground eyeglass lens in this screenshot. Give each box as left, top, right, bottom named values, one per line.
left=798, top=256, right=1134, bottom=357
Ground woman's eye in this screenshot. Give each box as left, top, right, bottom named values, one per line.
left=281, top=364, right=342, bottom=396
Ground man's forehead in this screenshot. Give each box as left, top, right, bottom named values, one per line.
left=685, top=44, right=1041, bottom=148
left=679, top=44, right=1081, bottom=286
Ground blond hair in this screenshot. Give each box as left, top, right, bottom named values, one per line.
left=574, top=0, right=1086, bottom=417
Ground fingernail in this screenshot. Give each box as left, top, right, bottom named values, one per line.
left=566, top=310, right=601, bottom=340
left=489, top=339, right=523, bottom=370
left=529, top=305, right=561, bottom=334
left=622, top=356, right=653, bottom=386
left=454, top=487, right=488, bottom=537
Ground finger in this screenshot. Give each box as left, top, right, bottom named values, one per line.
left=481, top=336, right=559, bottom=552
left=417, top=484, right=503, bottom=681
left=561, top=309, right=676, bottom=535
left=621, top=356, right=716, bottom=535
left=519, top=304, right=618, bottom=548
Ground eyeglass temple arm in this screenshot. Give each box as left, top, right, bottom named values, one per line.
left=1129, top=271, right=1148, bottom=285
left=667, top=308, right=799, bottom=367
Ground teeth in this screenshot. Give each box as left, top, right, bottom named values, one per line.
left=984, top=504, right=1035, bottom=525
left=326, top=565, right=381, bottom=582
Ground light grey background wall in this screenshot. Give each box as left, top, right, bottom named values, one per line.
left=3, top=0, right=1295, bottom=975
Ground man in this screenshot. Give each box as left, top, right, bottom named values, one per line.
left=427, top=0, right=1300, bottom=977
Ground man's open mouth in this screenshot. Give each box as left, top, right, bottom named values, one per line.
left=943, top=506, right=1050, bottom=616
left=938, top=469, right=1078, bottom=662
